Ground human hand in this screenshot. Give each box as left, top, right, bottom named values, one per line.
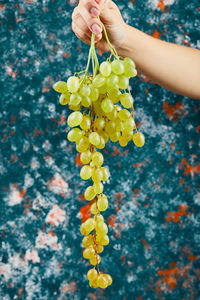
left=72, top=0, right=127, bottom=53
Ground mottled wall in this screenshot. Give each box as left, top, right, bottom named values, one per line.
left=0, top=1, right=200, bottom=299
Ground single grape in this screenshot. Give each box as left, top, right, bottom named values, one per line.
left=109, top=131, right=120, bottom=142
left=77, top=136, right=90, bottom=152
left=100, top=235, right=109, bottom=246
left=67, top=76, right=80, bottom=93
left=96, top=136, right=106, bottom=149
left=123, top=117, right=135, bottom=131
left=87, top=268, right=98, bottom=281
left=97, top=194, right=108, bottom=211
left=124, top=57, right=136, bottom=68
left=119, top=135, right=128, bottom=147
left=116, top=121, right=124, bottom=132
left=100, top=132, right=109, bottom=144
left=93, top=74, right=106, bottom=88
left=84, top=218, right=96, bottom=233
left=118, top=75, right=129, bottom=90
left=80, top=115, right=91, bottom=131
left=67, top=128, right=83, bottom=142
left=67, top=111, right=83, bottom=127
left=80, top=165, right=93, bottom=180
left=80, top=150, right=92, bottom=164
left=89, top=280, right=99, bottom=288
left=118, top=109, right=131, bottom=121
left=101, top=167, right=110, bottom=181
left=109, top=88, right=121, bottom=104
left=59, top=92, right=70, bottom=105
left=69, top=93, right=82, bottom=106
left=83, top=246, right=96, bottom=259
left=90, top=202, right=99, bottom=214
left=104, top=274, right=112, bottom=286
left=101, top=98, right=113, bottom=113
left=93, top=182, right=104, bottom=194
left=92, top=152, right=104, bottom=167
left=80, top=84, right=91, bottom=97
left=111, top=60, right=125, bottom=75
left=96, top=214, right=104, bottom=223
left=105, top=120, right=116, bottom=134
left=81, top=96, right=91, bottom=107
left=100, top=61, right=111, bottom=77
left=84, top=186, right=96, bottom=201
left=90, top=86, right=99, bottom=102
left=123, top=58, right=137, bottom=77
left=68, top=103, right=81, bottom=111
left=122, top=130, right=133, bottom=142
left=106, top=75, right=119, bottom=90
left=89, top=132, right=100, bottom=146
left=80, top=223, right=87, bottom=235
left=96, top=244, right=104, bottom=253
left=93, top=117, right=105, bottom=131
left=98, top=84, right=107, bottom=95
left=106, top=108, right=118, bottom=120
left=82, top=235, right=94, bottom=247
left=93, top=100, right=104, bottom=117
left=90, top=254, right=101, bottom=266
left=133, top=132, right=145, bottom=147
left=120, top=93, right=133, bottom=109
left=92, top=168, right=103, bottom=183
left=53, top=81, right=68, bottom=93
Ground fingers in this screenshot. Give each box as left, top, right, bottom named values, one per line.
left=72, top=22, right=91, bottom=45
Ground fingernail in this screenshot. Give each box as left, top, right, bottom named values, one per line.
left=90, top=7, right=99, bottom=16
left=91, top=23, right=102, bottom=35
left=95, top=0, right=101, bottom=3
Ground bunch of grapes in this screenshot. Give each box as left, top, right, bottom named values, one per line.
left=53, top=20, right=145, bottom=289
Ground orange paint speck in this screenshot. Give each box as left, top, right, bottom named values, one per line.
left=157, top=0, right=165, bottom=12
left=80, top=203, right=92, bottom=222
left=0, top=4, right=5, bottom=10
left=63, top=53, right=70, bottom=58
left=152, top=30, right=160, bottom=39
left=141, top=238, right=149, bottom=250
left=75, top=153, right=82, bottom=166
left=179, top=178, right=184, bottom=185
left=107, top=214, right=116, bottom=227
left=196, top=125, right=200, bottom=133
left=188, top=255, right=198, bottom=261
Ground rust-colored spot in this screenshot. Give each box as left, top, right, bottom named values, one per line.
left=80, top=203, right=92, bottom=222
left=107, top=214, right=116, bottom=227
left=141, top=238, right=149, bottom=250
left=152, top=29, right=160, bottom=39
left=63, top=52, right=70, bottom=58
left=75, top=153, right=82, bottom=166
left=179, top=178, right=184, bottom=185
left=157, top=0, right=165, bottom=12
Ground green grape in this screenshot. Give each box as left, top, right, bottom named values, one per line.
left=96, top=221, right=108, bottom=236
left=118, top=75, right=129, bottom=90
left=92, top=152, right=104, bottom=167
left=108, top=88, right=121, bottom=104
left=93, top=74, right=106, bottom=88
left=96, top=214, right=104, bottom=223
left=122, top=130, right=133, bottom=141
left=106, top=107, right=118, bottom=120
left=109, top=131, right=120, bottom=142
left=101, top=98, right=113, bottom=113
left=89, top=132, right=100, bottom=146
left=90, top=202, right=99, bottom=214
left=106, top=75, right=119, bottom=90
left=53, top=81, right=68, bottom=93
left=81, top=96, right=91, bottom=107
left=133, top=132, right=145, bottom=147
left=77, top=136, right=90, bottom=152
left=87, top=268, right=98, bottom=281
left=96, top=136, right=106, bottom=149
left=84, top=186, right=96, bottom=201
left=93, top=182, right=104, bottom=194
left=101, top=167, right=110, bottom=181
left=93, top=117, right=105, bottom=131
left=67, top=76, right=80, bottom=93
left=92, top=168, right=103, bottom=183
left=98, top=84, right=107, bottom=95
left=82, top=235, right=94, bottom=247
left=105, top=120, right=116, bottom=134
left=80, top=150, right=92, bottom=164
left=80, top=84, right=91, bottom=97
left=124, top=57, right=136, bottom=68
left=90, top=86, right=99, bottom=102
left=111, top=59, right=125, bottom=75
left=96, top=274, right=108, bottom=289
left=67, top=111, right=83, bottom=127
left=93, top=100, right=104, bottom=117
left=80, top=115, right=91, bottom=131
left=96, top=244, right=104, bottom=253
left=100, top=61, right=111, bottom=77
left=68, top=103, right=81, bottom=111
left=119, top=135, right=128, bottom=147
left=120, top=93, right=133, bottom=108
left=100, top=235, right=109, bottom=246
left=116, top=120, right=124, bottom=132
left=123, top=57, right=137, bottom=77
left=90, top=161, right=95, bottom=168
left=90, top=254, right=101, bottom=266
left=97, top=194, right=108, bottom=211
left=69, top=93, right=82, bottom=106
left=123, top=117, right=135, bottom=131
left=80, top=223, right=87, bottom=235
left=89, top=280, right=99, bottom=288
left=100, top=132, right=109, bottom=144
left=104, top=274, right=112, bottom=286
left=83, top=246, right=96, bottom=259
left=84, top=218, right=96, bottom=233
left=80, top=165, right=93, bottom=180
left=67, top=128, right=83, bottom=142
left=118, top=109, right=131, bottom=121
left=59, top=92, right=70, bottom=105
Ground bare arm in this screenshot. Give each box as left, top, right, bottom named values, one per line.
left=72, top=0, right=200, bottom=99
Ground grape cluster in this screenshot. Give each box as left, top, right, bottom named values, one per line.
left=53, top=20, right=145, bottom=289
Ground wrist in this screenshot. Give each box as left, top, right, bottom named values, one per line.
left=114, top=23, right=135, bottom=58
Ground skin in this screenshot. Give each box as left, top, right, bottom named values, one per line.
left=72, top=0, right=200, bottom=100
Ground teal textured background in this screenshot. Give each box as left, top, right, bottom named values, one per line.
left=0, top=1, right=200, bottom=299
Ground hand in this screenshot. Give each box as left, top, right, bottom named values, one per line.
left=72, top=0, right=127, bottom=53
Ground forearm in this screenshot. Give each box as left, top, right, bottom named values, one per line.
left=117, top=24, right=200, bottom=99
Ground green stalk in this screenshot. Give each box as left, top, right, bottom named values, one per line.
left=91, top=33, right=99, bottom=77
